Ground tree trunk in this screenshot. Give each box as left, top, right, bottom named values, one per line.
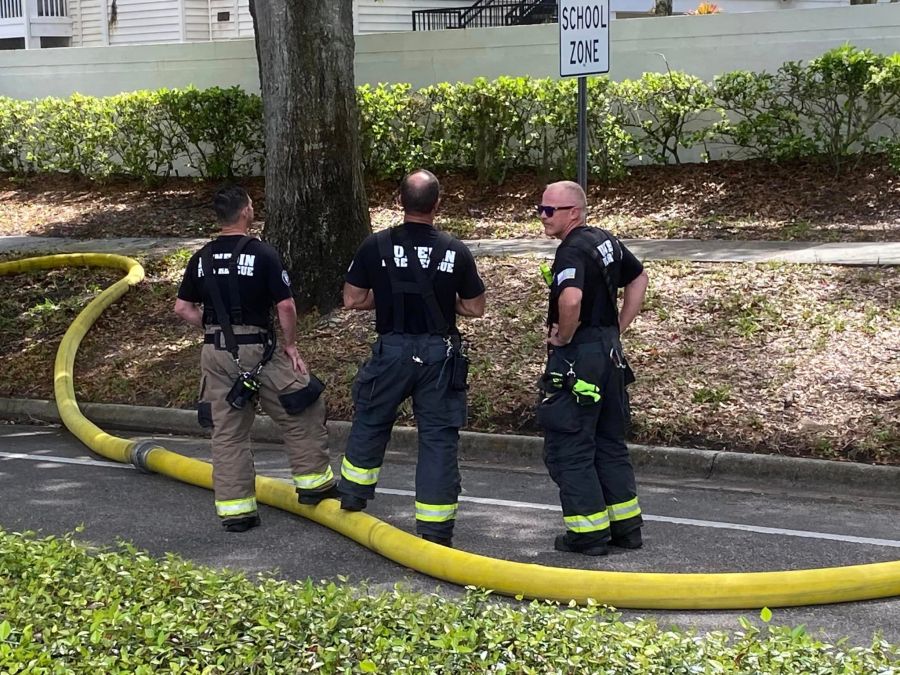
left=654, top=0, right=673, bottom=15
left=249, top=0, right=371, bottom=314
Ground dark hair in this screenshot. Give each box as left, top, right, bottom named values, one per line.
left=213, top=185, right=250, bottom=224
left=399, top=170, right=440, bottom=214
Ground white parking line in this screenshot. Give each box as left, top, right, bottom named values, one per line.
left=4, top=451, right=897, bottom=548
left=0, top=451, right=134, bottom=470
left=377, top=488, right=900, bottom=549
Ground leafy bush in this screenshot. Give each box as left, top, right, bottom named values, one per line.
left=159, top=86, right=264, bottom=179
left=715, top=45, right=900, bottom=171
left=1, top=45, right=898, bottom=183
left=614, top=70, right=720, bottom=164
left=1, top=528, right=898, bottom=673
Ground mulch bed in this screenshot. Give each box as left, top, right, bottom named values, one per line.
left=1, top=256, right=897, bottom=465
left=3, top=157, right=899, bottom=242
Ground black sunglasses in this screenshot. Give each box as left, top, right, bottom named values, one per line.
left=537, top=204, right=577, bottom=217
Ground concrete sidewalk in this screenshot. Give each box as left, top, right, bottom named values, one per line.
left=3, top=397, right=898, bottom=499
left=2, top=235, right=899, bottom=265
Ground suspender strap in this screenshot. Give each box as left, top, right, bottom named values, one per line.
left=226, top=235, right=254, bottom=326
left=397, top=227, right=452, bottom=336
left=565, top=227, right=623, bottom=328
left=375, top=229, right=406, bottom=333
left=200, top=235, right=258, bottom=361
left=375, top=226, right=453, bottom=336
left=201, top=243, right=240, bottom=361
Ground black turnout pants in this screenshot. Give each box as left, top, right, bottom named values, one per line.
left=540, top=335, right=642, bottom=546
left=339, top=333, right=466, bottom=538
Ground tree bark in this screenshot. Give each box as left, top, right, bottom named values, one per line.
left=249, top=0, right=371, bottom=314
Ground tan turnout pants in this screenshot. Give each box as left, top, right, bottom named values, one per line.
left=199, top=325, right=332, bottom=519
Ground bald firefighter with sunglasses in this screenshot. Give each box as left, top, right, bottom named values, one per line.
left=537, top=180, right=649, bottom=556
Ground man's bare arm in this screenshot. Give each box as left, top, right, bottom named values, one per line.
left=455, top=293, right=485, bottom=318
left=550, top=287, right=582, bottom=346
left=619, top=271, right=648, bottom=334
left=174, top=298, right=203, bottom=329
left=343, top=282, right=375, bottom=310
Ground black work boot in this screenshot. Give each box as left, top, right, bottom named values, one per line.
left=554, top=532, right=608, bottom=556
left=222, top=514, right=261, bottom=533
left=298, top=484, right=340, bottom=506
left=340, top=494, right=367, bottom=512
left=611, top=529, right=643, bottom=550
left=421, top=533, right=453, bottom=548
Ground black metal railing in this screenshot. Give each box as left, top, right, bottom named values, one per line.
left=413, top=0, right=558, bottom=31
left=412, top=7, right=465, bottom=30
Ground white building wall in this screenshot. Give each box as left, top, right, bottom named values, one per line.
left=183, top=0, right=210, bottom=42
left=72, top=0, right=105, bottom=46
left=209, top=0, right=252, bottom=40
left=107, top=0, right=181, bottom=45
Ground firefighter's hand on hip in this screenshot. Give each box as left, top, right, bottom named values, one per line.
left=547, top=323, right=572, bottom=348
left=284, top=344, right=308, bottom=375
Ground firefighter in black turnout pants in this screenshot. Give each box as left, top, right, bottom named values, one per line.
left=174, top=185, right=336, bottom=533
left=339, top=170, right=486, bottom=548
left=538, top=180, right=649, bottom=556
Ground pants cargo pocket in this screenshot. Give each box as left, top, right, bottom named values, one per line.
left=278, top=374, right=326, bottom=415
left=197, top=401, right=214, bottom=429
left=536, top=391, right=581, bottom=433
left=197, top=376, right=213, bottom=429
left=351, top=351, right=400, bottom=408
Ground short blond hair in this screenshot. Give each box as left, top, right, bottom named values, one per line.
left=546, top=180, right=586, bottom=220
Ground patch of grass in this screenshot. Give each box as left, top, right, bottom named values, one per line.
left=692, top=386, right=732, bottom=405
left=438, top=217, right=477, bottom=239
left=781, top=220, right=814, bottom=239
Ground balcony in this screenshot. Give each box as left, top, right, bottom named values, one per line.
left=412, top=0, right=557, bottom=31
left=0, top=0, right=72, bottom=48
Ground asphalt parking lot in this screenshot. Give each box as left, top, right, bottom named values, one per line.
left=1, top=424, right=898, bottom=646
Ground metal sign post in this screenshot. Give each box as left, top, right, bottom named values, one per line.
left=559, top=0, right=611, bottom=192
left=577, top=77, right=587, bottom=189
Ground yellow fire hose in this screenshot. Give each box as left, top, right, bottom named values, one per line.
left=2, top=252, right=899, bottom=609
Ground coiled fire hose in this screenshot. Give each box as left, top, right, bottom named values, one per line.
left=2, top=252, right=898, bottom=609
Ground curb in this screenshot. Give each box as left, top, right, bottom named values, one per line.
left=3, top=397, right=898, bottom=497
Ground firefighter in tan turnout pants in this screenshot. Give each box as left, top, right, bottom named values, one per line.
left=174, top=185, right=337, bottom=532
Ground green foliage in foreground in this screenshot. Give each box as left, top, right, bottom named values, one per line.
left=0, top=530, right=897, bottom=674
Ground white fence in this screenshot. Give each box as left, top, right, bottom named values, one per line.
left=0, top=0, right=22, bottom=19
left=0, top=4, right=898, bottom=99
left=36, top=0, right=67, bottom=17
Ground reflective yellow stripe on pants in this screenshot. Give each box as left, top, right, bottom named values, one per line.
left=564, top=509, right=610, bottom=533
left=293, top=465, right=334, bottom=490
left=215, top=497, right=257, bottom=517
left=415, top=501, right=459, bottom=523
left=608, top=497, right=641, bottom=522
left=341, top=457, right=381, bottom=486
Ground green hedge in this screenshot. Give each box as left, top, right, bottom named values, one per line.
left=1, top=529, right=897, bottom=673
left=1, top=45, right=899, bottom=183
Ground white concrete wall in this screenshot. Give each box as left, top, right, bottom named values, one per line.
left=1, top=4, right=899, bottom=98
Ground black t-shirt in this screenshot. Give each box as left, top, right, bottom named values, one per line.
left=345, top=223, right=485, bottom=335
left=548, top=227, right=643, bottom=329
left=177, top=235, right=293, bottom=328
